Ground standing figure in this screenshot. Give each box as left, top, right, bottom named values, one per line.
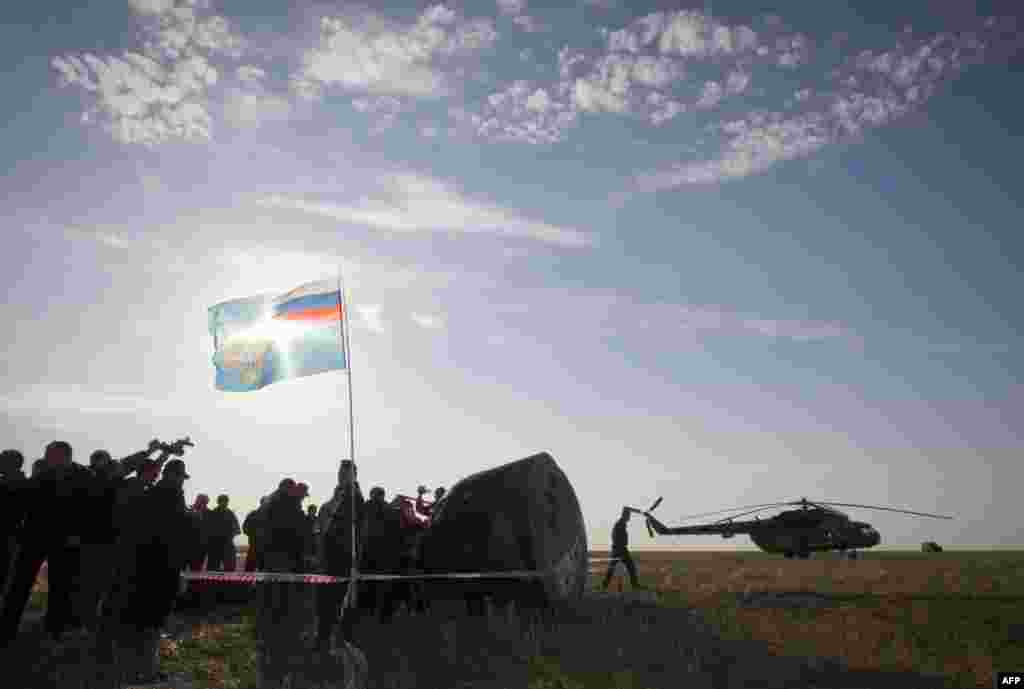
left=206, top=494, right=241, bottom=571
left=243, top=497, right=269, bottom=573
left=79, top=441, right=172, bottom=633
left=0, top=451, right=26, bottom=584
left=0, top=450, right=27, bottom=603
left=187, top=494, right=211, bottom=571
left=414, top=486, right=431, bottom=520
left=396, top=495, right=429, bottom=615
left=106, top=459, right=193, bottom=683
left=0, top=441, right=91, bottom=645
left=315, top=460, right=365, bottom=650
left=258, top=479, right=314, bottom=684
left=304, top=503, right=319, bottom=566
left=360, top=487, right=402, bottom=622
left=601, top=508, right=645, bottom=591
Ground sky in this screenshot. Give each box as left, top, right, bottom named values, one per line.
left=2, top=0, right=1022, bottom=549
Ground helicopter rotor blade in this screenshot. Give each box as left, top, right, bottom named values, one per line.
left=675, top=503, right=792, bottom=522
left=711, top=505, right=785, bottom=524
left=810, top=501, right=953, bottom=519
left=646, top=517, right=654, bottom=538
left=648, top=497, right=663, bottom=513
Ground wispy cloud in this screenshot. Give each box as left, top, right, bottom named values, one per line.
left=476, top=288, right=852, bottom=345
left=256, top=172, right=592, bottom=248
left=411, top=312, right=446, bottom=329
left=52, top=0, right=244, bottom=145
left=469, top=10, right=808, bottom=143
left=292, top=6, right=497, bottom=101
left=0, top=384, right=173, bottom=417
left=633, top=20, right=1005, bottom=189
left=356, top=304, right=385, bottom=333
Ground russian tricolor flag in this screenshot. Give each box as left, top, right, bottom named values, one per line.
left=271, top=279, right=344, bottom=322
left=208, top=278, right=348, bottom=393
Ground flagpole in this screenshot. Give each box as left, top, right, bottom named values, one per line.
left=337, top=272, right=358, bottom=610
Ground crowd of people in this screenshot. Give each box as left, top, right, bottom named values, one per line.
left=0, top=439, right=447, bottom=683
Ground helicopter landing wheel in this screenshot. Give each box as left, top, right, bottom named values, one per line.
left=783, top=552, right=794, bottom=559
left=846, top=550, right=859, bottom=560
left=797, top=552, right=810, bottom=560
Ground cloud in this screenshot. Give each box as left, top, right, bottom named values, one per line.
left=350, top=95, right=407, bottom=134
left=497, top=0, right=526, bottom=15
left=634, top=25, right=996, bottom=189
left=356, top=304, right=385, bottom=333
left=52, top=0, right=244, bottom=145
left=222, top=89, right=291, bottom=128
left=236, top=64, right=266, bottom=85
left=62, top=223, right=160, bottom=251
left=293, top=6, right=497, bottom=100
left=470, top=10, right=817, bottom=140
left=256, top=172, right=592, bottom=247
left=411, top=313, right=446, bottom=329
left=496, top=0, right=544, bottom=33
left=473, top=80, right=577, bottom=143
left=0, top=384, right=173, bottom=417
left=129, top=0, right=174, bottom=14
left=604, top=11, right=761, bottom=59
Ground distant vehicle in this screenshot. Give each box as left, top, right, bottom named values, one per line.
left=642, top=497, right=953, bottom=559
left=921, top=541, right=944, bottom=553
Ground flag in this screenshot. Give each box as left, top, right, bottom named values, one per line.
left=208, top=278, right=347, bottom=392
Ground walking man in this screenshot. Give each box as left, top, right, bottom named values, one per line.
left=601, top=508, right=645, bottom=591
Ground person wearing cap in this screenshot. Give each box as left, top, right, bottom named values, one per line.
left=315, top=460, right=365, bottom=650
left=0, top=449, right=26, bottom=604
left=205, top=494, right=241, bottom=572
left=0, top=440, right=92, bottom=645
left=104, top=458, right=193, bottom=682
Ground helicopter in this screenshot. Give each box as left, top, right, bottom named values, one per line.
left=632, top=497, right=953, bottom=559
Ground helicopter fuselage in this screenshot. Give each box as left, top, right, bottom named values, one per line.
left=652, top=508, right=881, bottom=557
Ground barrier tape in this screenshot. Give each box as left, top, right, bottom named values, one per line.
left=180, top=570, right=547, bottom=584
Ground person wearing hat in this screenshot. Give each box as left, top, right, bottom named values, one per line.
left=104, top=458, right=193, bottom=682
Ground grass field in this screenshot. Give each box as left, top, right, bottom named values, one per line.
left=594, top=549, right=1024, bottom=689
left=20, top=548, right=1023, bottom=688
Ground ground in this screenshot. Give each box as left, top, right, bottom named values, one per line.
left=5, top=548, right=1020, bottom=688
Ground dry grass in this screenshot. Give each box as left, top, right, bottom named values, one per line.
left=21, top=549, right=1021, bottom=688
left=593, top=549, right=1024, bottom=689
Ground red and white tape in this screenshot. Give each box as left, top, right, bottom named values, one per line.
left=180, top=570, right=547, bottom=584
